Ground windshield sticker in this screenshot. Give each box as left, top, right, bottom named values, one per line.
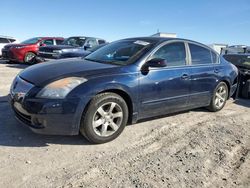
left=134, top=40, right=150, bottom=46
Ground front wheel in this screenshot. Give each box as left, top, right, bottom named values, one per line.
left=80, top=92, right=129, bottom=144
left=24, top=52, right=36, bottom=64
left=208, top=82, right=229, bottom=112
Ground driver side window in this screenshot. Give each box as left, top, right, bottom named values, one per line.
left=86, top=39, right=98, bottom=47
left=151, top=42, right=186, bottom=67
left=42, top=39, right=54, bottom=45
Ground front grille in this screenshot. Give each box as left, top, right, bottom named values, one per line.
left=2, top=49, right=15, bottom=59
left=13, top=104, right=32, bottom=125
left=4, top=46, right=12, bottom=51
left=38, top=52, right=55, bottom=59
left=8, top=51, right=15, bottom=59
left=39, top=47, right=54, bottom=53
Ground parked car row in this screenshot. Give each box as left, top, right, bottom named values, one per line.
left=9, top=37, right=239, bottom=143
left=1, top=36, right=107, bottom=64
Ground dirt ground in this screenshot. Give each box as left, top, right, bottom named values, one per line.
left=0, top=60, right=250, bottom=188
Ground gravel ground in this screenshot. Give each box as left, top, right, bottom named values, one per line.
left=0, top=60, right=250, bottom=188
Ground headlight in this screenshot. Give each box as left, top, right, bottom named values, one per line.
left=14, top=46, right=24, bottom=49
left=36, top=77, right=87, bottom=99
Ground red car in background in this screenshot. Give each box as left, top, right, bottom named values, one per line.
left=2, top=37, right=64, bottom=64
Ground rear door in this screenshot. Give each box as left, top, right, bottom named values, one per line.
left=139, top=41, right=191, bottom=118
left=187, top=43, right=218, bottom=107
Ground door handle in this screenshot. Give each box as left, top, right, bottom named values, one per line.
left=181, top=74, right=189, bottom=80
left=214, top=69, right=220, bottom=73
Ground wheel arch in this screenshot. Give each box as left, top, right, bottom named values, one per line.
left=97, top=89, right=134, bottom=124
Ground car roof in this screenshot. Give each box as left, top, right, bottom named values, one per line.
left=38, top=37, right=64, bottom=40
left=123, top=37, right=206, bottom=45
left=66, top=36, right=106, bottom=40
left=120, top=37, right=218, bottom=55
left=0, top=35, right=17, bottom=39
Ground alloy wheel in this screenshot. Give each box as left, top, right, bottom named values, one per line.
left=92, top=102, right=123, bottom=137
left=214, top=85, right=227, bottom=109
left=25, top=53, right=35, bottom=63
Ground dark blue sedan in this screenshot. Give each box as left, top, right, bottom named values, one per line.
left=10, top=37, right=238, bottom=143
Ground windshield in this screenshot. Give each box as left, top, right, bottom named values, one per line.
left=62, top=37, right=86, bottom=47
left=85, top=39, right=154, bottom=65
left=21, top=37, right=41, bottom=44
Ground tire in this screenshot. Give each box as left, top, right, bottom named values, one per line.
left=24, top=52, right=36, bottom=64
left=80, top=92, right=129, bottom=144
left=207, top=82, right=229, bottom=112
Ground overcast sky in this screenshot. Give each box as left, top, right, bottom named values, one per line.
left=1, top=0, right=250, bottom=45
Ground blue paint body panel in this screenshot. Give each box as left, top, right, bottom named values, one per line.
left=9, top=37, right=238, bottom=135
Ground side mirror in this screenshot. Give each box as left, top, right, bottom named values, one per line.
left=141, top=58, right=167, bottom=72
left=40, top=43, right=46, bottom=47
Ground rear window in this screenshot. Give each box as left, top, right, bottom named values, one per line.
left=189, top=43, right=212, bottom=65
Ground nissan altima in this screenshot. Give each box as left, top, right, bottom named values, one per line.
left=10, top=37, right=238, bottom=143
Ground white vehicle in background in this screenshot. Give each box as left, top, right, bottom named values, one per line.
left=208, top=43, right=228, bottom=54
left=0, top=36, right=19, bottom=57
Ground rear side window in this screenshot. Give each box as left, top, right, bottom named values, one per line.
left=151, top=42, right=186, bottom=67
left=189, top=43, right=212, bottom=65
left=9, top=39, right=16, bottom=43
left=0, top=38, right=10, bottom=43
left=98, top=40, right=106, bottom=44
left=211, top=51, right=219, bottom=64
left=56, top=40, right=63, bottom=45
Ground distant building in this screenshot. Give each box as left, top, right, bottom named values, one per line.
left=151, top=32, right=177, bottom=38
left=208, top=43, right=228, bottom=54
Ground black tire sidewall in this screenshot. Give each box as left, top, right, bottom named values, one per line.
left=81, top=93, right=129, bottom=144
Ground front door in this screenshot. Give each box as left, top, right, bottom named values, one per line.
left=139, top=42, right=191, bottom=119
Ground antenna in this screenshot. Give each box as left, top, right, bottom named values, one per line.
left=157, top=29, right=160, bottom=33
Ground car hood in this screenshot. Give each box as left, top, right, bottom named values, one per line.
left=4, top=43, right=32, bottom=49
left=19, top=58, right=120, bottom=86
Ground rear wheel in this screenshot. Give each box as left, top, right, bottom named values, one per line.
left=24, top=52, right=36, bottom=64
left=80, top=92, right=129, bottom=144
left=208, top=82, right=228, bottom=112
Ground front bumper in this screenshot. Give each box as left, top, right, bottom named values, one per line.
left=2, top=49, right=22, bottom=62
left=10, top=95, right=83, bottom=135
